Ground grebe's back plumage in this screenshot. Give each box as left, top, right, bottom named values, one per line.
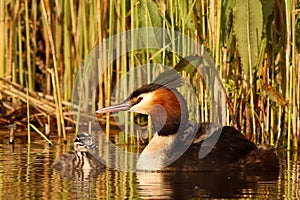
left=95, top=70, right=279, bottom=171
left=166, top=124, right=258, bottom=171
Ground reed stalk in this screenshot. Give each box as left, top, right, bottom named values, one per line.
left=120, top=0, right=128, bottom=144
left=291, top=0, right=298, bottom=149
left=48, top=68, right=61, bottom=137
left=215, top=0, right=222, bottom=70
left=30, top=124, right=53, bottom=145
left=0, top=1, right=4, bottom=78
left=97, top=0, right=103, bottom=112
left=63, top=0, right=72, bottom=101
left=10, top=0, right=18, bottom=88
left=32, top=0, right=37, bottom=89
left=17, top=2, right=24, bottom=86
left=26, top=80, right=31, bottom=144
left=285, top=0, right=292, bottom=150
left=129, top=0, right=136, bottom=144
left=106, top=0, right=115, bottom=138
left=41, top=0, right=50, bottom=94
left=24, top=0, right=33, bottom=91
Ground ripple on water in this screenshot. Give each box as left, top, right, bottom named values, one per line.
left=0, top=134, right=299, bottom=199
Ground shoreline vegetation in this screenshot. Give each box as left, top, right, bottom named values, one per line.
left=0, top=0, right=299, bottom=149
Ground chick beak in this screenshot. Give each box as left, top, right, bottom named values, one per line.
left=95, top=101, right=132, bottom=114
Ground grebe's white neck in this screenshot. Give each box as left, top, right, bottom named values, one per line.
left=136, top=122, right=198, bottom=171
left=136, top=133, right=177, bottom=171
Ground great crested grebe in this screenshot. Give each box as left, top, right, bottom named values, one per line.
left=96, top=70, right=278, bottom=171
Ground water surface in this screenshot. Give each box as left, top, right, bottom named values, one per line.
left=0, top=132, right=298, bottom=199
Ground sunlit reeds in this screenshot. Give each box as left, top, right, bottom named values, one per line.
left=0, top=1, right=5, bottom=78
left=0, top=0, right=298, bottom=149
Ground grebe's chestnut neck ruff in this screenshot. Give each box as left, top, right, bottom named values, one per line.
left=130, top=87, right=188, bottom=136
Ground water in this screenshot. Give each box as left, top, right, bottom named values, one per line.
left=0, top=132, right=298, bottom=199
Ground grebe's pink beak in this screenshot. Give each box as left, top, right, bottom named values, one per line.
left=95, top=101, right=132, bottom=114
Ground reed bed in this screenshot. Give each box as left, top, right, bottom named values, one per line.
left=0, top=0, right=299, bottom=150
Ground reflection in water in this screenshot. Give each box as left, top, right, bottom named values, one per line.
left=0, top=133, right=298, bottom=199
left=52, top=163, right=280, bottom=199
left=52, top=151, right=105, bottom=180
left=137, top=169, right=279, bottom=199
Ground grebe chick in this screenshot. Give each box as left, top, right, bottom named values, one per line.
left=96, top=70, right=279, bottom=171
left=73, top=132, right=98, bottom=152
left=52, top=133, right=103, bottom=171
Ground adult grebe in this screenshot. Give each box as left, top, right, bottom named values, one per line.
left=96, top=70, right=278, bottom=171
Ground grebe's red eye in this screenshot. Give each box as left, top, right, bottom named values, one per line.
left=132, top=97, right=143, bottom=106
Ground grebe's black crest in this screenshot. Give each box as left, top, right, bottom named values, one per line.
left=128, top=69, right=183, bottom=100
